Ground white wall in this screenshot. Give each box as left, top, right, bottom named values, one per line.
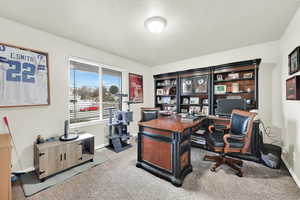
left=280, top=6, right=300, bottom=187
left=151, top=41, right=282, bottom=129
left=0, top=17, right=152, bottom=171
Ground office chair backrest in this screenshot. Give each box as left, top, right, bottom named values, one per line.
left=140, top=107, right=160, bottom=122
left=230, top=109, right=256, bottom=153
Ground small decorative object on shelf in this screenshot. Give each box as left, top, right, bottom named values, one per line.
left=182, top=97, right=189, bottom=104
left=202, top=99, right=209, bottom=104
left=190, top=106, right=201, bottom=114
left=214, top=85, right=226, bottom=94
left=286, top=75, right=300, bottom=100
left=289, top=46, right=300, bottom=75
left=217, top=74, right=223, bottom=81
left=243, top=72, right=253, bottom=79
left=227, top=73, right=239, bottom=80
left=202, top=106, right=209, bottom=116
left=156, top=89, right=164, bottom=95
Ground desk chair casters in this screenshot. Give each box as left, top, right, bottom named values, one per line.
left=204, top=154, right=243, bottom=177
left=204, top=109, right=256, bottom=177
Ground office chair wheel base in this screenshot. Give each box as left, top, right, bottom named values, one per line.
left=236, top=172, right=243, bottom=177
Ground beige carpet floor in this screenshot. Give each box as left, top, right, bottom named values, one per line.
left=12, top=144, right=300, bottom=200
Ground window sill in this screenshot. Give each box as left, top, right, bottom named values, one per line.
left=70, top=119, right=108, bottom=129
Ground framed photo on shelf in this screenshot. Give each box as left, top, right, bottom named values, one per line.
left=156, top=89, right=164, bottom=95
left=202, top=106, right=209, bottom=116
left=214, top=85, right=227, bottom=94
left=243, top=72, right=253, bottom=79
left=190, top=97, right=199, bottom=104
left=182, top=97, right=189, bottom=104
left=181, top=78, right=193, bottom=94
left=216, top=74, right=223, bottom=81
left=0, top=43, right=50, bottom=108
left=289, top=46, right=300, bottom=75
left=286, top=75, right=300, bottom=100
left=227, top=73, right=239, bottom=80
left=193, top=75, right=208, bottom=93
left=129, top=73, right=143, bottom=103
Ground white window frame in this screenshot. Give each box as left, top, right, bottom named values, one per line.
left=68, top=57, right=125, bottom=128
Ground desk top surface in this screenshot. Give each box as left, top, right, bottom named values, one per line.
left=138, top=115, right=206, bottom=132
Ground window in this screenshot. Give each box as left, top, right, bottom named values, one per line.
left=102, top=68, right=122, bottom=119
left=69, top=59, right=123, bottom=124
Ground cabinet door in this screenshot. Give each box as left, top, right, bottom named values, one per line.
left=65, top=141, right=82, bottom=169
left=39, top=145, right=64, bottom=178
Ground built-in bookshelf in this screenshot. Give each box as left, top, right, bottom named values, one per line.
left=153, top=59, right=260, bottom=116
left=179, top=68, right=211, bottom=115
left=154, top=72, right=178, bottom=112
left=212, top=61, right=259, bottom=114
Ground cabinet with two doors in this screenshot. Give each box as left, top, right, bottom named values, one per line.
left=34, top=133, right=94, bottom=181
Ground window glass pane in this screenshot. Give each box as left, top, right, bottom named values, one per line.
left=69, top=61, right=100, bottom=123
left=102, top=68, right=122, bottom=119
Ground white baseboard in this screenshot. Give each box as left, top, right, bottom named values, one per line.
left=95, top=143, right=109, bottom=150
left=282, top=156, right=300, bottom=188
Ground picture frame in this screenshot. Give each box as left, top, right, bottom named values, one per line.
left=227, top=73, right=239, bottom=80
left=156, top=89, right=164, bottom=95
left=286, top=75, right=300, bottom=100
left=129, top=73, right=143, bottom=103
left=190, top=97, right=199, bottom=104
left=181, top=77, right=193, bottom=94
left=214, top=85, right=227, bottom=94
left=289, top=46, right=300, bottom=75
left=0, top=43, right=50, bottom=108
left=216, top=74, right=223, bottom=81
left=193, top=75, right=208, bottom=93
left=243, top=72, right=253, bottom=79
left=182, top=97, right=189, bottom=105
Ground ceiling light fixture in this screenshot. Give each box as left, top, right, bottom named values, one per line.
left=144, top=16, right=167, bottom=33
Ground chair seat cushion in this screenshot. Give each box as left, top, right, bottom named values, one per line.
left=208, top=132, right=245, bottom=148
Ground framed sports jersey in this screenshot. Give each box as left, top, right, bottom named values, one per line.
left=0, top=43, right=50, bottom=107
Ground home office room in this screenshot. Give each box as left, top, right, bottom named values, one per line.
left=0, top=1, right=300, bottom=200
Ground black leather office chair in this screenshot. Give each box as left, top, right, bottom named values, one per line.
left=140, top=107, right=160, bottom=122
left=204, top=109, right=256, bottom=177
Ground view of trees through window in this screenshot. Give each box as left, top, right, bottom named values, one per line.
left=69, top=61, right=122, bottom=123
left=102, top=68, right=122, bottom=118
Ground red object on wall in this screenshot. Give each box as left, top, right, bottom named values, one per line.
left=129, top=73, right=143, bottom=103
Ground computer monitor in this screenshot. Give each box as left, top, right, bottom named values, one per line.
left=215, top=99, right=246, bottom=117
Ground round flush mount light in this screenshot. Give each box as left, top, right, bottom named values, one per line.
left=144, top=16, right=167, bottom=33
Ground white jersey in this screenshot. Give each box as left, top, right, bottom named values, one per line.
left=0, top=45, right=48, bottom=106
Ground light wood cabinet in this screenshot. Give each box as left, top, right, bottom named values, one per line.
left=0, top=134, right=12, bottom=200
left=34, top=133, right=94, bottom=181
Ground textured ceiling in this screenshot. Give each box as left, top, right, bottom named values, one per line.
left=0, top=0, right=299, bottom=66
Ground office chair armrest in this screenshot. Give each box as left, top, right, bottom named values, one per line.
left=223, top=134, right=246, bottom=148
left=208, top=124, right=230, bottom=133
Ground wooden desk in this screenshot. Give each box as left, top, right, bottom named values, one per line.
left=136, top=115, right=205, bottom=186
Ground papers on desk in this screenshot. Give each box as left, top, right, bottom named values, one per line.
left=191, top=134, right=206, bottom=145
